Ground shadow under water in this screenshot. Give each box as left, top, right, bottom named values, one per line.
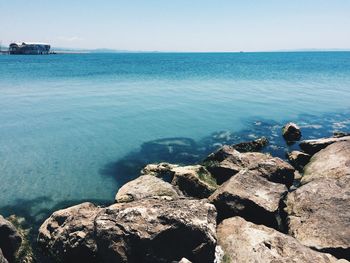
left=100, top=110, right=350, bottom=186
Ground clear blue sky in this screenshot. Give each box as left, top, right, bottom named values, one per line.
left=1, top=0, right=349, bottom=51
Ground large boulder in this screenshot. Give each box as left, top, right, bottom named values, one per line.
left=0, top=215, right=22, bottom=262
left=115, top=175, right=181, bottom=202
left=209, top=170, right=287, bottom=229
left=38, top=199, right=217, bottom=263
left=171, top=165, right=218, bottom=198
left=38, top=202, right=102, bottom=263
left=95, top=198, right=217, bottom=263
left=286, top=176, right=350, bottom=260
left=299, top=136, right=350, bottom=155
left=302, top=141, right=350, bottom=184
left=282, top=122, right=302, bottom=142
left=216, top=216, right=347, bottom=263
left=204, top=145, right=294, bottom=186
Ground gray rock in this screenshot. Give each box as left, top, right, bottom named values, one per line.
left=38, top=199, right=217, bottom=263
left=333, top=131, right=350, bottom=138
left=178, top=258, right=192, bottom=263
left=299, top=136, right=350, bottom=155
left=0, top=215, right=22, bottom=262
left=286, top=176, right=350, bottom=260
left=95, top=198, right=217, bottom=263
left=217, top=216, right=347, bottom=263
left=37, top=202, right=101, bottom=263
left=282, top=122, right=302, bottom=142
left=287, top=150, right=311, bottom=170
left=204, top=145, right=294, bottom=186
left=115, top=174, right=181, bottom=202
left=171, top=165, right=218, bottom=198
left=231, top=137, right=268, bottom=152
left=209, top=170, right=287, bottom=229
left=302, top=141, right=350, bottom=184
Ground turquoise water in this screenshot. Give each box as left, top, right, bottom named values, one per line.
left=0, top=52, right=350, bottom=221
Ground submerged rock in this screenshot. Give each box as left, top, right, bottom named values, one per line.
left=231, top=137, right=268, bottom=152
left=38, top=202, right=102, bottom=263
left=38, top=199, right=217, bottom=263
left=209, top=169, right=287, bottom=229
left=299, top=136, right=350, bottom=155
left=287, top=150, right=311, bottom=170
left=302, top=141, right=350, bottom=184
left=286, top=176, right=350, bottom=260
left=204, top=145, right=294, bottom=186
left=0, top=215, right=22, bottom=263
left=217, top=217, right=347, bottom=263
left=115, top=174, right=181, bottom=202
left=282, top=122, right=302, bottom=142
left=171, top=165, right=218, bottom=198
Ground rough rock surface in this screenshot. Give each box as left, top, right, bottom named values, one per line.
left=231, top=137, right=268, bottom=152
left=171, top=165, right=217, bottom=198
left=204, top=145, right=294, bottom=186
left=0, top=215, right=22, bottom=262
left=299, top=136, right=350, bottom=155
left=287, top=150, right=311, bottom=171
left=286, top=176, right=350, bottom=260
left=115, top=174, right=181, bottom=202
left=217, top=217, right=347, bottom=263
left=209, top=170, right=287, bottom=229
left=38, top=202, right=102, bottom=263
left=95, top=198, right=217, bottom=263
left=38, top=199, right=217, bottom=263
left=282, top=122, right=302, bottom=142
left=302, top=141, right=350, bottom=184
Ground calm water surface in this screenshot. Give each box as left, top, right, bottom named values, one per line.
left=0, top=52, right=350, bottom=220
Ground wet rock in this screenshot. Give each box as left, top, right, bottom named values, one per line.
left=287, top=150, right=311, bottom=170
left=299, top=136, right=350, bottom=155
left=282, top=122, right=302, bottom=142
left=231, top=137, right=268, bottom=152
left=286, top=176, right=350, bottom=260
left=115, top=174, right=181, bottom=202
left=94, top=199, right=217, bottom=263
left=0, top=249, right=8, bottom=263
left=37, top=202, right=102, bottom=263
left=302, top=141, right=350, bottom=184
left=171, top=165, right=217, bottom=198
left=209, top=170, right=287, bottom=229
left=217, top=216, right=347, bottom=263
left=204, top=145, right=294, bottom=186
left=0, top=215, right=22, bottom=262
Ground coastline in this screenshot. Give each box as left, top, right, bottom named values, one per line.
left=1, top=116, right=349, bottom=262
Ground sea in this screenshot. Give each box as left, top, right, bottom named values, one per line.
left=0, top=52, right=350, bottom=224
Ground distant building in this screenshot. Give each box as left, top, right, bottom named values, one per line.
left=9, top=42, right=50, bottom=55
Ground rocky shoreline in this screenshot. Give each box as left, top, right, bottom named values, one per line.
left=1, top=123, right=349, bottom=263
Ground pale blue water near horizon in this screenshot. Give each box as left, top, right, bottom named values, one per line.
left=0, top=52, right=350, bottom=222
